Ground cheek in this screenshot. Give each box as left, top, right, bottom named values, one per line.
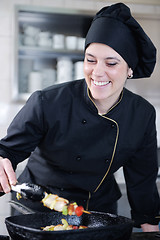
left=110, top=66, right=128, bottom=80
left=122, top=67, right=129, bottom=80
left=83, top=63, right=92, bottom=76
left=83, top=64, right=92, bottom=87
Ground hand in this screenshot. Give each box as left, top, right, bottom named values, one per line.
left=141, top=223, right=159, bottom=232
left=0, top=156, right=17, bottom=193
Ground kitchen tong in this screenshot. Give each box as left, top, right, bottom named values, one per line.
left=11, top=182, right=47, bottom=201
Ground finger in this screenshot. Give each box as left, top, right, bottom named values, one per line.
left=0, top=167, right=11, bottom=193
left=3, top=158, right=17, bottom=185
left=0, top=185, right=4, bottom=192
left=0, top=158, right=17, bottom=193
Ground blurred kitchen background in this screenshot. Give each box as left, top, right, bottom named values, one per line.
left=0, top=0, right=160, bottom=235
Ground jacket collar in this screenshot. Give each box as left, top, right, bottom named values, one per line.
left=82, top=79, right=124, bottom=115
left=83, top=80, right=98, bottom=114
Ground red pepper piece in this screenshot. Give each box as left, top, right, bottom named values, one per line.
left=75, top=206, right=84, bottom=217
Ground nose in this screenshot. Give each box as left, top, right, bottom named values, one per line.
left=92, top=62, right=105, bottom=77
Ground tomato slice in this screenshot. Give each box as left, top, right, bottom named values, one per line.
left=75, top=206, right=84, bottom=217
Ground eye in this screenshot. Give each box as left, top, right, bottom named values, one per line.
left=106, top=62, right=118, bottom=67
left=87, top=58, right=96, bottom=63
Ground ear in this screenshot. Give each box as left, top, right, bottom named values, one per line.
left=128, top=68, right=133, bottom=78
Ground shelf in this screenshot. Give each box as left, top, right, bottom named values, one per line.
left=14, top=6, right=93, bottom=101
left=18, top=9, right=93, bottom=37
left=18, top=46, right=84, bottom=60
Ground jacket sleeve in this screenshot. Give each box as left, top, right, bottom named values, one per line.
left=0, top=91, right=45, bottom=170
left=123, top=106, right=160, bottom=227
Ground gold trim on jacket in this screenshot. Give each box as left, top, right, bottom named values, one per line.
left=86, top=87, right=123, bottom=210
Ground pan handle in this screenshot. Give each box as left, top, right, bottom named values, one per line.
left=9, top=200, right=35, bottom=214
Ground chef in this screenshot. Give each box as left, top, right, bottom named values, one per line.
left=0, top=2, right=159, bottom=232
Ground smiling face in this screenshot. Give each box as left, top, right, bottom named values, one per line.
left=84, top=43, right=133, bottom=112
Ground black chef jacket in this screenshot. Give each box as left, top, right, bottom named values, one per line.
left=0, top=79, right=159, bottom=226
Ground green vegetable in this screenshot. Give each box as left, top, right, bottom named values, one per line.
left=62, top=205, right=68, bottom=215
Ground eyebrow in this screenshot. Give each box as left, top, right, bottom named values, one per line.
left=85, top=53, right=121, bottom=62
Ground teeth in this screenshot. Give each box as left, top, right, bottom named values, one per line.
left=94, top=80, right=110, bottom=86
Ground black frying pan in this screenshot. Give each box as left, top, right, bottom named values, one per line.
left=5, top=210, right=133, bottom=240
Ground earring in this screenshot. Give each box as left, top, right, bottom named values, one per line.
left=128, top=73, right=133, bottom=79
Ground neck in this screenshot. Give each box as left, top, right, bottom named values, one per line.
left=93, top=92, right=123, bottom=115
left=94, top=99, right=113, bottom=115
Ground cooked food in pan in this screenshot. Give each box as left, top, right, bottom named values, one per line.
left=41, top=193, right=89, bottom=216
left=42, top=218, right=87, bottom=231
left=13, top=182, right=90, bottom=217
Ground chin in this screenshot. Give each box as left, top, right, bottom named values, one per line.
left=90, top=89, right=108, bottom=101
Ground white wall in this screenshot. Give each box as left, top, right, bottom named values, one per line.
left=0, top=0, right=160, bottom=235
left=126, top=16, right=160, bottom=147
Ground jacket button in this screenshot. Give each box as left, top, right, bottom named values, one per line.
left=69, top=171, right=73, bottom=174
left=76, top=156, right=81, bottom=161
left=82, top=119, right=87, bottom=124
left=61, top=188, right=64, bottom=191
left=111, top=124, right=115, bottom=128
left=105, top=159, right=109, bottom=163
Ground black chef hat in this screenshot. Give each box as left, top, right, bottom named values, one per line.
left=85, top=2, right=156, bottom=79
